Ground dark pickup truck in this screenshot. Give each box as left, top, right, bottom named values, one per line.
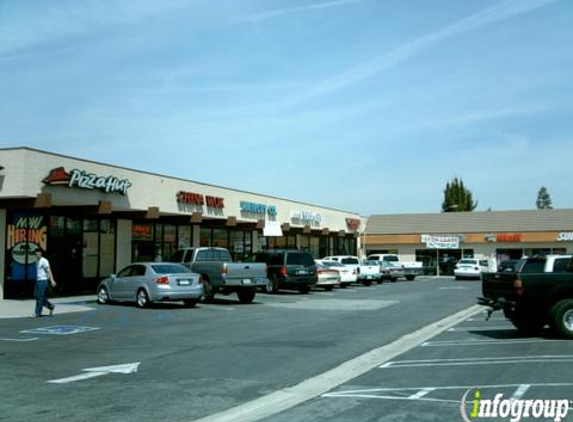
left=479, top=256, right=573, bottom=338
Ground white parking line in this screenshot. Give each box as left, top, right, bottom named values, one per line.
left=322, top=383, right=573, bottom=403
left=448, top=326, right=513, bottom=331
left=421, top=338, right=561, bottom=347
left=408, top=388, right=435, bottom=399
left=511, top=384, right=531, bottom=400
left=0, top=337, right=39, bottom=342
left=189, top=304, right=483, bottom=422
left=380, top=355, right=573, bottom=368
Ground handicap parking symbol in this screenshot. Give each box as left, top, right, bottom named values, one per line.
left=21, top=326, right=100, bottom=335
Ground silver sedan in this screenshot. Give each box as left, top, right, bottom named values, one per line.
left=97, top=262, right=204, bottom=308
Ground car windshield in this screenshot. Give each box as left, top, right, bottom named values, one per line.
left=383, top=256, right=399, bottom=262
left=322, top=261, right=344, bottom=267
left=286, top=253, right=315, bottom=266
left=151, top=264, right=192, bottom=274
left=458, top=259, right=477, bottom=265
left=341, top=258, right=359, bottom=265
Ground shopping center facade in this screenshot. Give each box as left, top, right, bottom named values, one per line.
left=2, top=147, right=572, bottom=299
left=365, top=210, right=573, bottom=275
left=0, top=148, right=364, bottom=299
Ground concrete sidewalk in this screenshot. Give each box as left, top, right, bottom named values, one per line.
left=0, top=296, right=96, bottom=319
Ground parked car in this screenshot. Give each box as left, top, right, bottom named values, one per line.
left=314, top=261, right=341, bottom=291
left=316, top=260, right=357, bottom=288
left=357, top=260, right=380, bottom=286
left=248, top=249, right=317, bottom=294
left=376, top=260, right=406, bottom=282
left=367, top=254, right=422, bottom=281
left=322, top=255, right=361, bottom=281
left=454, top=258, right=490, bottom=280
left=480, top=256, right=573, bottom=338
left=497, top=259, right=520, bottom=273
left=517, top=254, right=573, bottom=273
left=96, top=262, right=204, bottom=308
left=169, top=247, right=267, bottom=304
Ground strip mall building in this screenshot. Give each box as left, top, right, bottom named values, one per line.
left=2, top=147, right=572, bottom=299
left=365, top=211, right=573, bottom=275
left=0, top=148, right=364, bottom=299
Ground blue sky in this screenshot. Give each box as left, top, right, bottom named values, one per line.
left=1, top=0, right=572, bottom=216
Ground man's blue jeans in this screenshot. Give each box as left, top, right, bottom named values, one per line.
left=34, top=279, right=53, bottom=317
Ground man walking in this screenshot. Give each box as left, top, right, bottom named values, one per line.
left=33, top=249, right=56, bottom=318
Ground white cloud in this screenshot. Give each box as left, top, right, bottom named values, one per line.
left=277, top=0, right=558, bottom=107
left=233, top=0, right=370, bottom=24
left=0, top=0, right=195, bottom=57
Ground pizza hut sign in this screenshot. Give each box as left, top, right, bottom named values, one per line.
left=43, top=167, right=132, bottom=195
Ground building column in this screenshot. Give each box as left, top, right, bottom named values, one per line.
left=116, top=219, right=132, bottom=272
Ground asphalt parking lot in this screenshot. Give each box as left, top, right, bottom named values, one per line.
left=1, top=277, right=572, bottom=422
left=260, top=306, right=573, bottom=422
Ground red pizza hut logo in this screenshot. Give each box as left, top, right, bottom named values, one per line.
left=346, top=218, right=361, bottom=231
left=43, top=167, right=71, bottom=185
left=43, top=167, right=131, bottom=195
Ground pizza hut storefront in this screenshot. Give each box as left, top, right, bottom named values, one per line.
left=0, top=148, right=362, bottom=299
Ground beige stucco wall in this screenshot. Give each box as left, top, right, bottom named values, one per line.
left=0, top=148, right=362, bottom=235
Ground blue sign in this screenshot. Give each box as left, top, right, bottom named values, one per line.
left=240, top=201, right=277, bottom=216
left=21, top=326, right=100, bottom=335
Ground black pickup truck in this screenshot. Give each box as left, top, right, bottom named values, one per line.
left=479, top=256, right=573, bottom=339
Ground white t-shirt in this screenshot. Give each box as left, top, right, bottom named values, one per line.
left=36, top=256, right=51, bottom=280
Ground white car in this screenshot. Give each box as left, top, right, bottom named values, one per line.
left=316, top=259, right=357, bottom=288
left=454, top=258, right=490, bottom=280
left=314, top=261, right=341, bottom=291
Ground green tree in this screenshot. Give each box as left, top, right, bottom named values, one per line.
left=441, top=177, right=478, bottom=212
left=536, top=187, right=553, bottom=209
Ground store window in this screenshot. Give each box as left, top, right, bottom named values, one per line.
left=213, top=229, right=229, bottom=249
left=229, top=230, right=246, bottom=261
left=309, top=236, right=320, bottom=258
left=132, top=223, right=155, bottom=262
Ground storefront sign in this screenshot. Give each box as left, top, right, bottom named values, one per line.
left=6, top=213, right=48, bottom=280
left=346, top=218, right=361, bottom=231
left=421, top=234, right=460, bottom=249
left=177, top=191, right=225, bottom=208
left=290, top=211, right=322, bottom=226
left=43, top=167, right=131, bottom=195
left=240, top=201, right=277, bottom=217
left=557, top=232, right=573, bottom=242
left=132, top=224, right=153, bottom=241
left=496, top=233, right=522, bottom=242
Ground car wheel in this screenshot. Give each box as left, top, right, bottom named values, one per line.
left=237, top=289, right=256, bottom=304
left=390, top=277, right=397, bottom=282
left=405, top=275, right=415, bottom=281
left=183, top=299, right=198, bottom=308
left=362, top=280, right=372, bottom=287
left=202, top=277, right=215, bottom=302
left=376, top=280, right=383, bottom=284
left=299, top=285, right=310, bottom=294
left=265, top=278, right=278, bottom=294
left=550, top=299, right=573, bottom=339
left=97, top=286, right=109, bottom=304
left=136, top=289, right=149, bottom=308
left=324, top=285, right=334, bottom=291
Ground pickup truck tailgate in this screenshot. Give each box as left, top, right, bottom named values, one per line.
left=223, top=263, right=266, bottom=281
left=482, top=272, right=518, bottom=300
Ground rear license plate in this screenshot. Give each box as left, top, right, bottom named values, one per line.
left=242, top=279, right=252, bottom=285
left=178, top=279, right=191, bottom=285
